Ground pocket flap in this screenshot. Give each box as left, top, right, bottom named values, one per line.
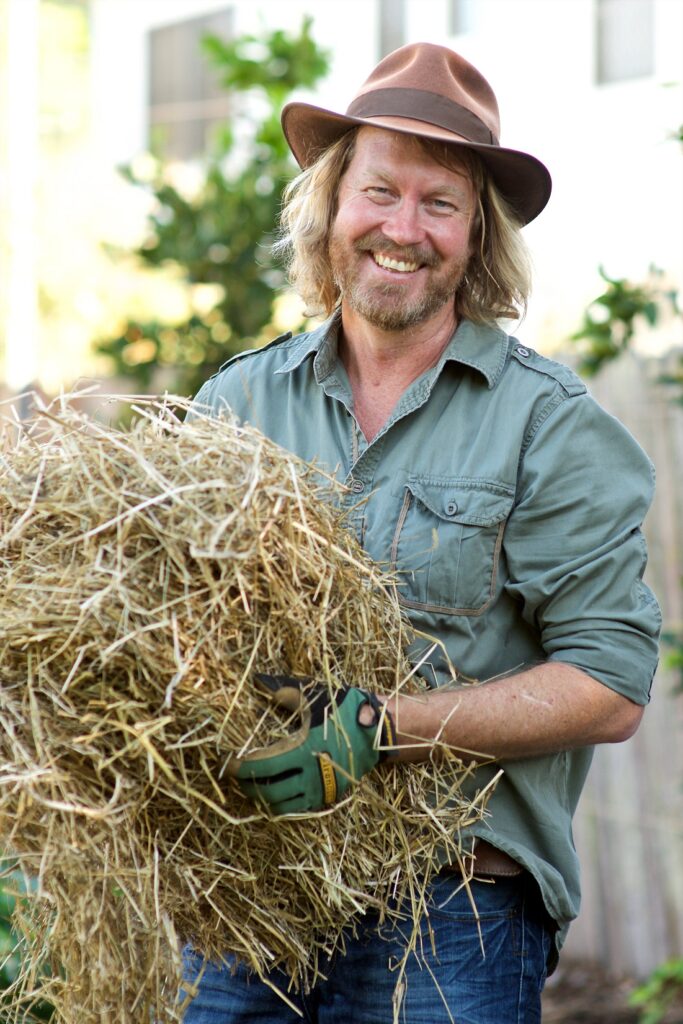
left=407, top=477, right=514, bottom=527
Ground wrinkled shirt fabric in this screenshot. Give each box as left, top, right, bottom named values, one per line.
left=192, top=312, right=661, bottom=950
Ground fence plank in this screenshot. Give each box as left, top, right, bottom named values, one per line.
left=562, top=353, right=683, bottom=977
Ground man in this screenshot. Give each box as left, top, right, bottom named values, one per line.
left=185, top=42, right=660, bottom=1023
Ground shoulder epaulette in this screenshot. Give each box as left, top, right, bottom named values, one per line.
left=214, top=331, right=294, bottom=376
left=510, top=343, right=586, bottom=398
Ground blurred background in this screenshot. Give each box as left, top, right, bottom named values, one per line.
left=0, top=0, right=682, bottom=1018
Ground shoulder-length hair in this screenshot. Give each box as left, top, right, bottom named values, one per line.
left=276, top=128, right=532, bottom=324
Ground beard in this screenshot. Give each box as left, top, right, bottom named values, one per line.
left=328, top=229, right=467, bottom=331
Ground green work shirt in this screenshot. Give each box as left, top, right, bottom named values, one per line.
left=192, top=312, right=661, bottom=949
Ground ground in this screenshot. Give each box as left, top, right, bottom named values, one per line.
left=542, top=961, right=683, bottom=1023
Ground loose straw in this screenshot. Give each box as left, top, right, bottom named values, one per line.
left=0, top=394, right=495, bottom=1023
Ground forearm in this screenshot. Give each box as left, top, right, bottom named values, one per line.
left=381, top=662, right=644, bottom=763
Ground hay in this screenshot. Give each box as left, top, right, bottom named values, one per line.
left=0, top=394, right=494, bottom=1023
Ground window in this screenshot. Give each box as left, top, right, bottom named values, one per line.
left=595, top=0, right=654, bottom=85
left=148, top=7, right=234, bottom=160
left=448, top=0, right=476, bottom=36
left=378, top=0, right=406, bottom=58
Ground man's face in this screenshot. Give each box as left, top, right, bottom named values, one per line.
left=328, top=127, right=477, bottom=332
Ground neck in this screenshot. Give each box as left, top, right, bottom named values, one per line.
left=338, top=302, right=459, bottom=441
left=339, top=301, right=458, bottom=384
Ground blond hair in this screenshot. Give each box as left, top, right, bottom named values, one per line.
left=276, top=128, right=532, bottom=323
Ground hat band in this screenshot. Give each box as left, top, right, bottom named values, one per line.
left=347, top=88, right=498, bottom=146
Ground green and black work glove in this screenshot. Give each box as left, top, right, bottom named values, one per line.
left=230, top=674, right=396, bottom=815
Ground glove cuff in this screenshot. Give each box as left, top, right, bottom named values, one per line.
left=359, top=690, right=397, bottom=762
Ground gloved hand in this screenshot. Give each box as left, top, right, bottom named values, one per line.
left=230, top=674, right=395, bottom=814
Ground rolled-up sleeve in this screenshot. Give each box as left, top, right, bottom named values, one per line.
left=504, top=392, right=661, bottom=704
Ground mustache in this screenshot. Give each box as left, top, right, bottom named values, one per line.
left=354, top=232, right=439, bottom=267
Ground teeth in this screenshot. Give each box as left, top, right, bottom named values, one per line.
left=374, top=253, right=419, bottom=273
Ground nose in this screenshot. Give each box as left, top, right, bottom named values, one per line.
left=380, top=199, right=426, bottom=246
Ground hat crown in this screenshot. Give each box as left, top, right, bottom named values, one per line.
left=353, top=42, right=501, bottom=142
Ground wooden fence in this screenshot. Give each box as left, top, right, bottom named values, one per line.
left=561, top=350, right=683, bottom=979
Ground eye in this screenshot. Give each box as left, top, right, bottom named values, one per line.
left=365, top=186, right=393, bottom=202
left=429, top=197, right=458, bottom=214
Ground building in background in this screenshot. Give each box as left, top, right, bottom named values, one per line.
left=1, top=0, right=682, bottom=396
left=63, top=0, right=683, bottom=367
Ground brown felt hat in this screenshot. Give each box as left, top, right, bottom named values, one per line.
left=281, top=42, right=551, bottom=225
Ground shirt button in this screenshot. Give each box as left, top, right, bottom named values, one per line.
left=350, top=479, right=365, bottom=493
left=516, top=345, right=531, bottom=358
left=446, top=501, right=459, bottom=516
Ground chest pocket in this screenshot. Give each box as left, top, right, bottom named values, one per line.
left=390, top=477, right=514, bottom=616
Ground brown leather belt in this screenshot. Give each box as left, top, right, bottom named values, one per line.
left=444, top=839, right=523, bottom=879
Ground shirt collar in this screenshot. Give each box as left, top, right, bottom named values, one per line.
left=276, top=312, right=511, bottom=390
left=276, top=311, right=342, bottom=382
left=439, top=319, right=512, bottom=389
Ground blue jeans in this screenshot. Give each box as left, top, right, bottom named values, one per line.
left=181, top=871, right=553, bottom=1023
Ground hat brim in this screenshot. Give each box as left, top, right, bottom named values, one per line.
left=282, top=101, right=551, bottom=226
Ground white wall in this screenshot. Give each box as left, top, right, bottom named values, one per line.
left=89, top=0, right=381, bottom=166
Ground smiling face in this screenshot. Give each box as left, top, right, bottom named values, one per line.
left=328, top=127, right=477, bottom=333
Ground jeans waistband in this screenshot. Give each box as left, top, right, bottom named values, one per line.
left=442, top=838, right=524, bottom=879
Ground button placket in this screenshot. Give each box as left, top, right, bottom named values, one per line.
left=344, top=429, right=386, bottom=546
left=342, top=425, right=371, bottom=545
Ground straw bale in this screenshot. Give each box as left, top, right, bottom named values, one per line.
left=0, top=395, right=494, bottom=1023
